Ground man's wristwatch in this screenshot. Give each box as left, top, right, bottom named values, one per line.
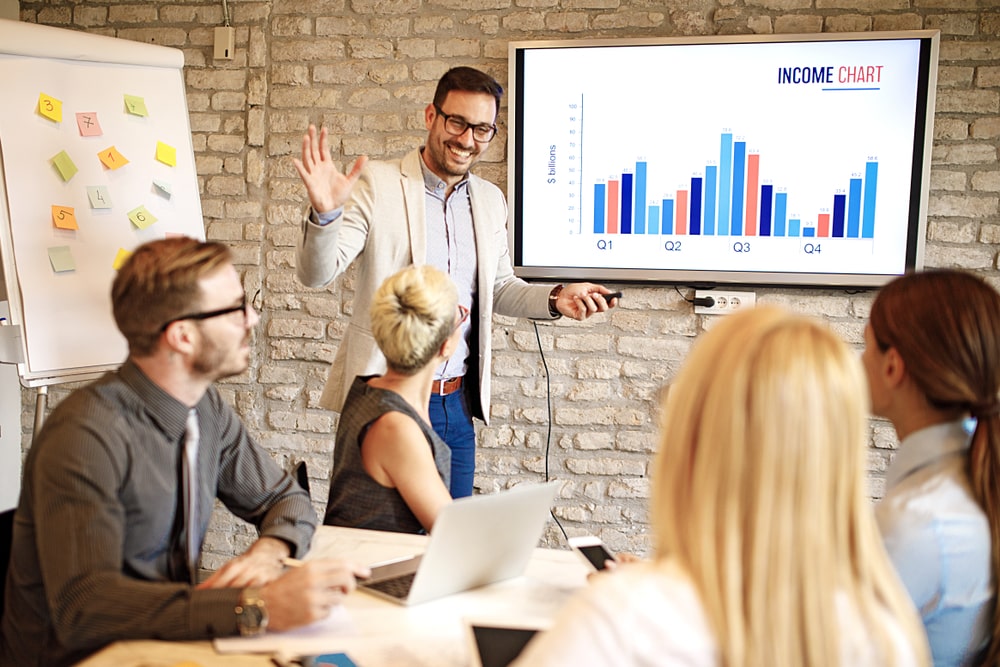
left=235, top=587, right=268, bottom=637
left=548, top=284, right=564, bottom=317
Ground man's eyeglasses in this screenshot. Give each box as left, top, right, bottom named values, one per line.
left=160, top=294, right=251, bottom=332
left=433, top=104, right=497, bottom=143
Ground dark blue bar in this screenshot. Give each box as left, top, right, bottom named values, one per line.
left=704, top=166, right=717, bottom=235
left=847, top=178, right=862, bottom=238
left=690, top=177, right=702, bottom=235
left=594, top=183, right=606, bottom=234
left=621, top=172, right=633, bottom=234
left=759, top=184, right=773, bottom=236
left=662, top=199, right=674, bottom=234
left=731, top=141, right=746, bottom=236
left=803, top=227, right=816, bottom=238
left=832, top=194, right=846, bottom=237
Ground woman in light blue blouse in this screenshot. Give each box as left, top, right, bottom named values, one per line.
left=863, top=269, right=1000, bottom=667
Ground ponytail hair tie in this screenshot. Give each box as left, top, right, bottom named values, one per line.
left=971, top=400, right=1000, bottom=419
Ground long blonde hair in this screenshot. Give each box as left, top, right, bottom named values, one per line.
left=652, top=306, right=929, bottom=667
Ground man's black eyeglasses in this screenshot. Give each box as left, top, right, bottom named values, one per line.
left=433, top=104, right=497, bottom=143
left=160, top=294, right=250, bottom=332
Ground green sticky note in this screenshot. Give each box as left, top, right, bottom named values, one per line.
left=127, top=205, right=157, bottom=229
left=51, top=150, right=78, bottom=182
left=123, top=94, right=148, bottom=117
left=87, top=186, right=113, bottom=209
left=48, top=246, right=76, bottom=272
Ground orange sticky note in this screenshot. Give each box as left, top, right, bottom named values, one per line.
left=51, top=151, right=78, bottom=182
left=52, top=205, right=78, bottom=230
left=76, top=112, right=103, bottom=137
left=99, top=146, right=129, bottom=170
left=155, top=141, right=177, bottom=167
left=113, top=248, right=131, bottom=270
left=127, top=205, right=157, bottom=230
left=123, top=94, right=148, bottom=117
left=38, top=93, right=62, bottom=122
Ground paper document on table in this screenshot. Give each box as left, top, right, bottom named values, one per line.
left=213, top=605, right=357, bottom=654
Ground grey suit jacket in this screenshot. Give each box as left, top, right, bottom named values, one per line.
left=297, top=148, right=554, bottom=424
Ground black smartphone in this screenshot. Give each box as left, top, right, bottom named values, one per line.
left=568, top=535, right=615, bottom=571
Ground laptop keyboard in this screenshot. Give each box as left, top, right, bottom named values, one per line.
left=364, top=571, right=416, bottom=599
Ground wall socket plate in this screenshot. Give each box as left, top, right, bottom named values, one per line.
left=694, top=290, right=756, bottom=315
left=214, top=26, right=235, bottom=60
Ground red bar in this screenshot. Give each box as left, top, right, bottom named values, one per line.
left=676, top=190, right=688, bottom=235
left=607, top=180, right=619, bottom=234
left=744, top=153, right=759, bottom=236
left=818, top=213, right=830, bottom=237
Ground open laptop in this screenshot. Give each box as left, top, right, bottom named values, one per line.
left=358, top=482, right=559, bottom=606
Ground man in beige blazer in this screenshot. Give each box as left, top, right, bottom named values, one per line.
left=294, top=67, right=616, bottom=498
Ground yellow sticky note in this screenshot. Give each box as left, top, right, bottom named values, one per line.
left=76, top=111, right=103, bottom=137
left=52, top=205, right=78, bottom=230
left=113, top=248, right=131, bottom=270
left=51, top=151, right=78, bottom=182
left=128, top=205, right=157, bottom=230
left=48, top=246, right=75, bottom=273
left=99, top=146, right=129, bottom=170
left=38, top=93, right=62, bottom=122
left=123, top=94, right=148, bottom=117
left=155, top=141, right=177, bottom=167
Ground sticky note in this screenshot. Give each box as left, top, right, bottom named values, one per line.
left=87, top=186, right=113, bottom=209
left=153, top=179, right=172, bottom=198
left=123, top=94, right=148, bottom=117
left=113, top=248, right=131, bottom=270
left=38, top=93, right=62, bottom=122
left=51, top=151, right=78, bottom=182
left=52, top=205, right=78, bottom=230
left=76, top=112, right=103, bottom=137
left=48, top=246, right=75, bottom=272
left=128, top=205, right=157, bottom=229
left=99, top=146, right=129, bottom=170
left=155, top=141, right=177, bottom=167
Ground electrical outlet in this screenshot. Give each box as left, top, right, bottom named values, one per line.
left=693, top=290, right=756, bottom=315
left=214, top=26, right=235, bottom=60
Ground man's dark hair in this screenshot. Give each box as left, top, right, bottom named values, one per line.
left=433, top=66, right=503, bottom=114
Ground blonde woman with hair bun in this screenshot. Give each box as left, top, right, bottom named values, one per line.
left=514, top=306, right=930, bottom=667
left=324, top=264, right=464, bottom=533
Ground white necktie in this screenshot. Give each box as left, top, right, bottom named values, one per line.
left=183, top=408, right=201, bottom=571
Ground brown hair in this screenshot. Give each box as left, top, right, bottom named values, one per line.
left=112, top=237, right=232, bottom=356
left=870, top=269, right=1000, bottom=664
left=433, top=66, right=503, bottom=115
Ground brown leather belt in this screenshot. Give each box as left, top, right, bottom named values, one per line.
left=432, top=376, right=463, bottom=396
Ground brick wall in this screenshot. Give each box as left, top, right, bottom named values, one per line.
left=16, top=1, right=1000, bottom=564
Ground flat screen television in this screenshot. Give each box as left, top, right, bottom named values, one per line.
left=508, top=30, right=939, bottom=288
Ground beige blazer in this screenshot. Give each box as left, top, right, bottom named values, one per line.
left=296, top=148, right=553, bottom=423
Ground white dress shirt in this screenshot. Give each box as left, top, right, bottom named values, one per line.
left=877, top=420, right=993, bottom=667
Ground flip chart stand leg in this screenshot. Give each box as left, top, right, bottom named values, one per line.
left=32, top=385, right=47, bottom=445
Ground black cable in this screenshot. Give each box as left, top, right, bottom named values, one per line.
left=533, top=320, right=569, bottom=542
left=673, top=284, right=715, bottom=308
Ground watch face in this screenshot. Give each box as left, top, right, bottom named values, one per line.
left=237, top=595, right=267, bottom=636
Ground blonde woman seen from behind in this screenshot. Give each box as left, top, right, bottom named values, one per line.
left=513, top=306, right=929, bottom=667
left=323, top=265, right=461, bottom=533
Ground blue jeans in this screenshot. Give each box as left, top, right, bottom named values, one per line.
left=429, top=389, right=476, bottom=498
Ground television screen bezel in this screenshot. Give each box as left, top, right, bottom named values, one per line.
left=507, top=30, right=940, bottom=289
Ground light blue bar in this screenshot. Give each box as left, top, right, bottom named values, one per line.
left=718, top=133, right=732, bottom=237
left=774, top=192, right=787, bottom=237
left=634, top=162, right=647, bottom=234
left=803, top=227, right=816, bottom=238
left=649, top=205, right=659, bottom=234
left=731, top=141, right=746, bottom=236
left=848, top=178, right=862, bottom=238
left=789, top=217, right=801, bottom=237
left=862, top=161, right=878, bottom=239
left=704, top=165, right=717, bottom=235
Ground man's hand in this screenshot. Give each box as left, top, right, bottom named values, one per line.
left=260, top=559, right=370, bottom=632
left=292, top=124, right=368, bottom=214
left=555, top=283, right=620, bottom=321
left=197, top=536, right=290, bottom=590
